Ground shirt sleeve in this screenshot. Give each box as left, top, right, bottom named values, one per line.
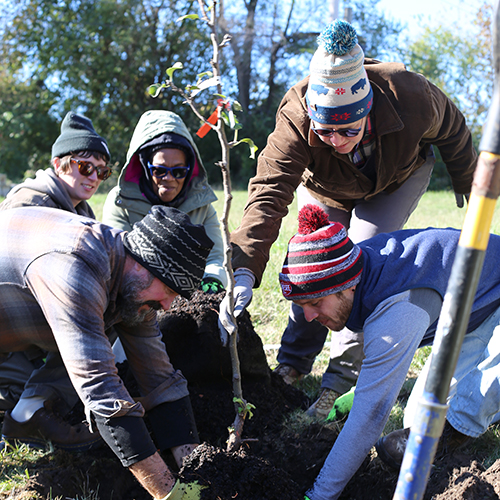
left=230, top=91, right=312, bottom=284
left=423, top=81, right=476, bottom=194
left=306, top=291, right=432, bottom=500
left=25, top=252, right=187, bottom=419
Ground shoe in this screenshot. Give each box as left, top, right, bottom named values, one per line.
left=375, top=420, right=472, bottom=469
left=274, top=364, right=304, bottom=385
left=306, top=388, right=341, bottom=419
left=1, top=400, right=103, bottom=452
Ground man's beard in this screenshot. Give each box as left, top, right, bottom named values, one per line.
left=117, top=272, right=161, bottom=325
left=331, top=291, right=353, bottom=331
left=319, top=291, right=353, bottom=332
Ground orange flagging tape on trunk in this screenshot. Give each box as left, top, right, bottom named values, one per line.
left=196, top=108, right=219, bottom=138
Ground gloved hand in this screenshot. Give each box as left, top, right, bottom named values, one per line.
left=218, top=268, right=256, bottom=346
left=159, top=480, right=206, bottom=500
left=325, top=386, right=356, bottom=422
left=455, top=192, right=470, bottom=208
left=200, top=277, right=225, bottom=294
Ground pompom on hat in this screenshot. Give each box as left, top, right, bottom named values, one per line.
left=123, top=206, right=214, bottom=299
left=306, top=20, right=373, bottom=125
left=279, top=204, right=363, bottom=300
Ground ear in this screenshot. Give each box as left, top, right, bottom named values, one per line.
left=123, top=255, right=145, bottom=276
left=52, top=157, right=62, bottom=175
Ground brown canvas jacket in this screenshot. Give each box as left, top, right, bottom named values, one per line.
left=231, top=61, right=477, bottom=285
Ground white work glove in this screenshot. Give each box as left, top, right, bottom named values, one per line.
left=218, top=268, right=256, bottom=346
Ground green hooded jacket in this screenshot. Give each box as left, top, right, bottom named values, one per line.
left=102, top=110, right=226, bottom=286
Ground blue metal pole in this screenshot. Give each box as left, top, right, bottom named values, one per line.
left=394, top=395, right=447, bottom=500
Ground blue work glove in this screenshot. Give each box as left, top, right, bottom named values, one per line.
left=160, top=480, right=205, bottom=499
left=200, top=277, right=225, bottom=294
left=218, top=268, right=255, bottom=346
left=455, top=192, right=470, bottom=208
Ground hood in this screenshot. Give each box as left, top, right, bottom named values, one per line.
left=118, top=110, right=208, bottom=208
left=7, top=168, right=92, bottom=216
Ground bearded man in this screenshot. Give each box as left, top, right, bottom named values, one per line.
left=0, top=205, right=213, bottom=500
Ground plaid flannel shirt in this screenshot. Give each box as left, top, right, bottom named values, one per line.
left=0, top=207, right=188, bottom=419
left=348, top=115, right=376, bottom=167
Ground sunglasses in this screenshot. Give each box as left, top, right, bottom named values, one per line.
left=312, top=126, right=362, bottom=138
left=147, top=163, right=190, bottom=180
left=71, top=158, right=112, bottom=181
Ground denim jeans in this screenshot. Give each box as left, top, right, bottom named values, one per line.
left=277, top=152, right=435, bottom=393
left=404, top=305, right=500, bottom=437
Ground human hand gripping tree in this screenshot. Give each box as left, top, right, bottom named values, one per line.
left=148, top=0, right=257, bottom=453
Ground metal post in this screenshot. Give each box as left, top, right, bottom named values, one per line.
left=329, top=0, right=339, bottom=22
left=393, top=1, right=500, bottom=498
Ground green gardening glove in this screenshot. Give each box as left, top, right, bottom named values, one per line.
left=325, top=386, right=356, bottom=422
left=160, top=480, right=206, bottom=500
left=200, top=277, right=225, bottom=294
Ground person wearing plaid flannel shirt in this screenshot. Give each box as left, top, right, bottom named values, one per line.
left=0, top=205, right=213, bottom=500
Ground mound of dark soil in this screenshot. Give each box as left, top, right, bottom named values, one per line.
left=6, top=291, right=500, bottom=500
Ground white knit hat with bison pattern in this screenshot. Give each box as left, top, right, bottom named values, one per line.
left=307, top=20, right=373, bottom=125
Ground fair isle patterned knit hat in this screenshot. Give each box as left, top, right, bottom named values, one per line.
left=123, top=206, right=214, bottom=299
left=306, top=20, right=373, bottom=125
left=279, top=205, right=363, bottom=300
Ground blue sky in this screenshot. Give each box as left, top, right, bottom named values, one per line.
left=377, top=0, right=492, bottom=37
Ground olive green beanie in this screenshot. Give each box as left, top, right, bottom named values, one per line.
left=51, top=111, right=110, bottom=160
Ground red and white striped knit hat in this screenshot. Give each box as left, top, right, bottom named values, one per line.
left=279, top=204, right=363, bottom=300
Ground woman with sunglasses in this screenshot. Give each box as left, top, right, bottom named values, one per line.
left=0, top=111, right=110, bottom=450
left=103, top=109, right=226, bottom=294
left=0, top=111, right=111, bottom=217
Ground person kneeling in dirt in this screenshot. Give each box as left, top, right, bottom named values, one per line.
left=0, top=205, right=213, bottom=500
left=280, top=204, right=500, bottom=500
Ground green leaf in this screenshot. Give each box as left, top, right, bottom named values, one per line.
left=190, top=76, right=221, bottom=97
left=232, top=101, right=243, bottom=112
left=166, top=62, right=184, bottom=80
left=234, top=138, right=258, bottom=159
left=147, top=83, right=164, bottom=98
left=196, top=71, right=213, bottom=82
left=176, top=14, right=199, bottom=22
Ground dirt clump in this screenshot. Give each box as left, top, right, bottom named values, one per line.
left=4, top=291, right=500, bottom=499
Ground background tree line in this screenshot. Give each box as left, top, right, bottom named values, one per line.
left=0, top=0, right=493, bottom=190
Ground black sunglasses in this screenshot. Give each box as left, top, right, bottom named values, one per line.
left=147, top=163, right=190, bottom=180
left=71, top=158, right=112, bottom=181
left=312, top=126, right=362, bottom=138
